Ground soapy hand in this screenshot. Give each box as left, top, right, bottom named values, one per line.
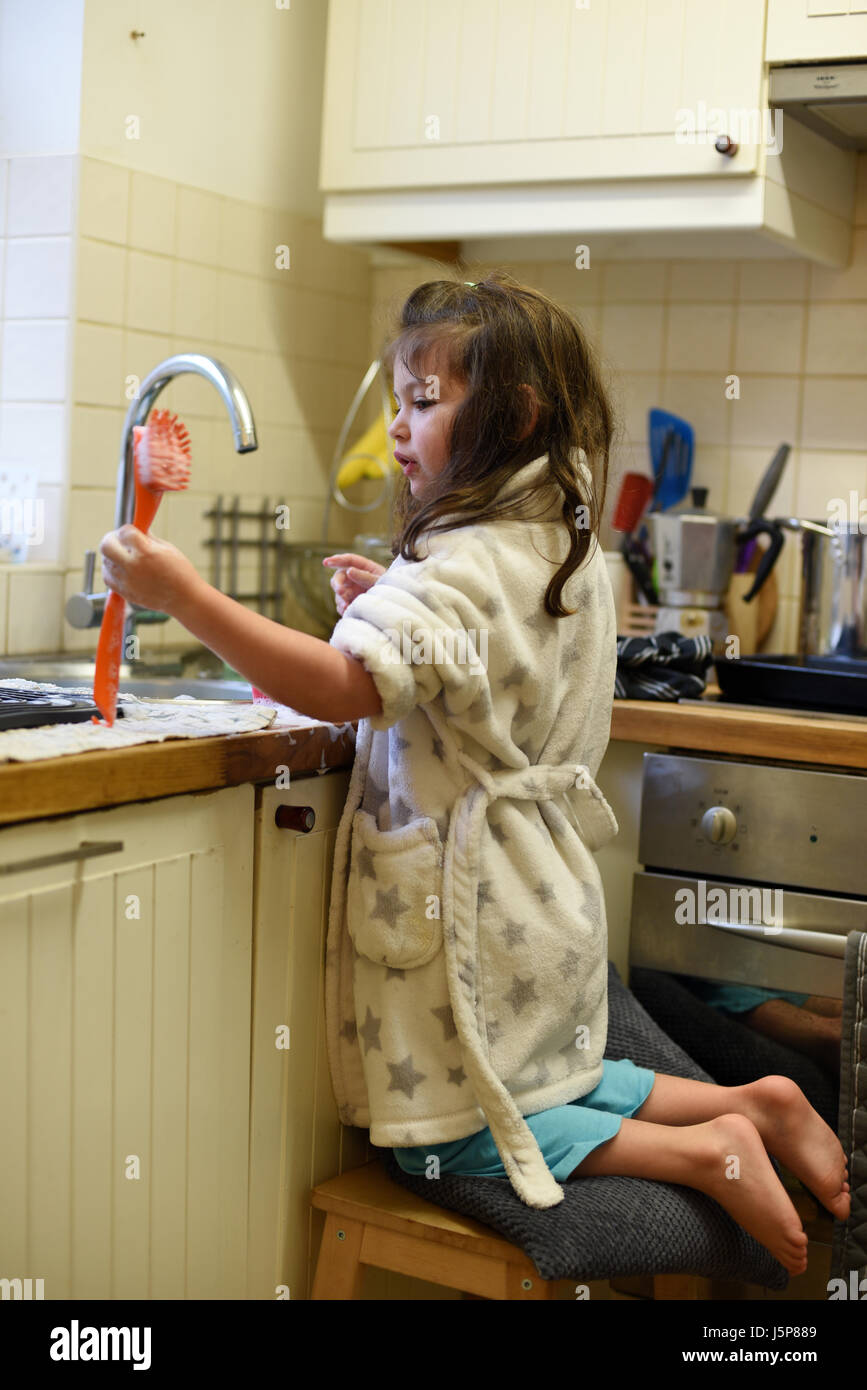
left=100, top=525, right=200, bottom=614
left=322, top=552, right=386, bottom=616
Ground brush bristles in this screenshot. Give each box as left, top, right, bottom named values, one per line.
left=134, top=409, right=192, bottom=492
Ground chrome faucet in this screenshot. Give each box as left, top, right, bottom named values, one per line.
left=66, top=354, right=258, bottom=655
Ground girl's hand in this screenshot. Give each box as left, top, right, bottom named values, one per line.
left=322, top=552, right=386, bottom=616
left=100, top=525, right=200, bottom=614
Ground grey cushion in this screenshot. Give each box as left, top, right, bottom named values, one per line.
left=378, top=961, right=789, bottom=1288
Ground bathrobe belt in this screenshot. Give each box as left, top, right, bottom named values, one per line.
left=440, top=755, right=619, bottom=1210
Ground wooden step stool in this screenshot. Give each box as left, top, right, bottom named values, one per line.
left=311, top=1160, right=705, bottom=1300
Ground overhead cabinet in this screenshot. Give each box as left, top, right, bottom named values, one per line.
left=321, top=0, right=857, bottom=266
left=767, top=0, right=867, bottom=64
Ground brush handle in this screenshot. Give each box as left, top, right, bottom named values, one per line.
left=93, top=589, right=127, bottom=725
left=93, top=464, right=164, bottom=724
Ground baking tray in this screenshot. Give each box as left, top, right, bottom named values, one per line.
left=715, top=653, right=867, bottom=717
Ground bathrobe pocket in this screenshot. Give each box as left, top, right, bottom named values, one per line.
left=347, top=810, right=444, bottom=969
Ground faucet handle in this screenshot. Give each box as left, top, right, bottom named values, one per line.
left=84, top=549, right=96, bottom=592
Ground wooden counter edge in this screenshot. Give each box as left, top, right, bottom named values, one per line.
left=3, top=699, right=866, bottom=828
left=610, top=700, right=867, bottom=770
left=0, top=722, right=358, bottom=826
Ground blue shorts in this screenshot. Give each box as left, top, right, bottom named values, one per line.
left=392, top=1057, right=656, bottom=1181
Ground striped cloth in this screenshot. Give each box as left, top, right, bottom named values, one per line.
left=614, top=632, right=714, bottom=701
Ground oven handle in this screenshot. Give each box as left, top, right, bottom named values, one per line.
left=706, top=921, right=849, bottom=959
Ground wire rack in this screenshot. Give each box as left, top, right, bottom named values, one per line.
left=203, top=496, right=290, bottom=621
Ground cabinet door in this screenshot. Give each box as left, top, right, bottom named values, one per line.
left=248, top=771, right=369, bottom=1301
left=767, top=0, right=867, bottom=63
left=321, top=0, right=765, bottom=190
left=0, top=785, right=254, bottom=1300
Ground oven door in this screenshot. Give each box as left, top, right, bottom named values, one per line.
left=629, top=870, right=860, bottom=998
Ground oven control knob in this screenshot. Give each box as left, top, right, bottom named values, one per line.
left=701, top=806, right=738, bottom=844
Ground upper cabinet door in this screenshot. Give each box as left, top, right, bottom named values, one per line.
left=321, top=0, right=767, bottom=190
left=767, top=0, right=867, bottom=63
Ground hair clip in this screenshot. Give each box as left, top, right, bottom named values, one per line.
left=463, top=280, right=478, bottom=288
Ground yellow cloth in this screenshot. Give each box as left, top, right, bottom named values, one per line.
left=335, top=416, right=398, bottom=489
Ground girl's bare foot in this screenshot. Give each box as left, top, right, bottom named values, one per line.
left=741, top=1075, right=850, bottom=1222
left=697, top=1114, right=809, bottom=1275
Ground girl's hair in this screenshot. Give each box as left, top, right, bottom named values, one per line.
left=382, top=270, right=614, bottom=618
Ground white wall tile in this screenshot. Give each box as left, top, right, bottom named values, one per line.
left=73, top=323, right=125, bottom=407
left=127, top=251, right=174, bottom=334
left=0, top=162, right=7, bottom=237
left=77, top=238, right=126, bottom=324
left=669, top=261, right=737, bottom=302
left=1, top=321, right=68, bottom=401
left=666, top=304, right=734, bottom=373
left=6, top=568, right=62, bottom=652
left=27, top=482, right=63, bottom=563
left=78, top=158, right=129, bottom=244
left=69, top=406, right=126, bottom=489
left=4, top=237, right=72, bottom=317
left=602, top=261, right=668, bottom=303
left=729, top=376, right=800, bottom=449
left=0, top=404, right=65, bottom=483
left=805, top=304, right=867, bottom=374
left=175, top=186, right=222, bottom=267
left=173, top=261, right=218, bottom=339
left=795, top=450, right=867, bottom=522
left=600, top=304, right=664, bottom=372
left=802, top=377, right=867, bottom=452
left=734, top=304, right=805, bottom=376
left=738, top=259, right=809, bottom=302
left=129, top=172, right=177, bottom=256
left=661, top=375, right=730, bottom=446
left=7, top=156, right=76, bottom=236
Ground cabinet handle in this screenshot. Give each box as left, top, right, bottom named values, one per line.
left=275, top=805, right=316, bottom=833
left=715, top=134, right=738, bottom=157
left=0, top=839, right=125, bottom=877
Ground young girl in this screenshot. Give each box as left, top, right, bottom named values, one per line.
left=100, top=272, right=848, bottom=1277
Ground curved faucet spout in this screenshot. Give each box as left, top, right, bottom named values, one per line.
left=115, top=353, right=258, bottom=529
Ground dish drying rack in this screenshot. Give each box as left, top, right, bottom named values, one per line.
left=320, top=357, right=396, bottom=545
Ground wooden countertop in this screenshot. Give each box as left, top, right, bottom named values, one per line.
left=0, top=721, right=358, bottom=826
left=2, top=696, right=866, bottom=828
left=610, top=697, right=867, bottom=770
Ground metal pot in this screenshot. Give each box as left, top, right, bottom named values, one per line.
left=777, top=518, right=867, bottom=659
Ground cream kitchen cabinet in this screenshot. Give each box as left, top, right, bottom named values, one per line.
left=767, top=0, right=867, bottom=63
left=321, top=0, right=856, bottom=266
left=0, top=785, right=254, bottom=1300
left=322, top=0, right=766, bottom=189
left=247, top=771, right=459, bottom=1300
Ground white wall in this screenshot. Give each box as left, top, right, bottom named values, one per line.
left=0, top=0, right=84, bottom=156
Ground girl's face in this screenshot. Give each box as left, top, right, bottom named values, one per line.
left=388, top=354, right=467, bottom=498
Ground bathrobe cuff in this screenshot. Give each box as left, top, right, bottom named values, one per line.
left=328, top=546, right=491, bottom=732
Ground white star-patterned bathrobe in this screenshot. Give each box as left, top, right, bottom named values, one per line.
left=325, top=454, right=619, bottom=1209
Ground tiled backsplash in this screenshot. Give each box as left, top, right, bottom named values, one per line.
left=0, top=153, right=375, bottom=657
left=3, top=148, right=867, bottom=659
left=367, top=157, right=867, bottom=653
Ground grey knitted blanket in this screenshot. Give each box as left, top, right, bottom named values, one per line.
left=379, top=963, right=788, bottom=1288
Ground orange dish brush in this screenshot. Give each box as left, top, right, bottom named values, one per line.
left=93, top=409, right=192, bottom=725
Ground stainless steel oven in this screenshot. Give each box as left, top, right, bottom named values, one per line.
left=630, top=751, right=867, bottom=996
left=628, top=752, right=867, bottom=1116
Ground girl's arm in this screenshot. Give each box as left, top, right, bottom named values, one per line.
left=100, top=525, right=383, bottom=724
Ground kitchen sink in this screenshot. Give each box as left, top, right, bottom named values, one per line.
left=0, top=656, right=254, bottom=702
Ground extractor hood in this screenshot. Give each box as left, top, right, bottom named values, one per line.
left=770, top=62, right=867, bottom=152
